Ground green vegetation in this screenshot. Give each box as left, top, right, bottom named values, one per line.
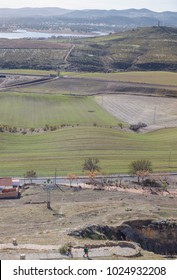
left=67, top=71, right=177, bottom=87
left=83, top=157, right=101, bottom=173
left=0, top=92, right=118, bottom=128
left=25, top=169, right=37, bottom=183
left=0, top=69, right=177, bottom=177
left=0, top=127, right=177, bottom=176
left=67, top=26, right=177, bottom=72
left=0, top=69, right=57, bottom=76
left=129, top=159, right=153, bottom=183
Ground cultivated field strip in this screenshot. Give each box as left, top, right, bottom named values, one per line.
left=95, top=94, right=177, bottom=129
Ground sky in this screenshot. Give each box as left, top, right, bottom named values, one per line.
left=0, top=0, right=176, bottom=12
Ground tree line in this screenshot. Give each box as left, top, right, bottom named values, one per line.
left=25, top=158, right=153, bottom=185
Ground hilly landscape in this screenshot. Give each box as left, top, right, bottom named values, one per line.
left=0, top=26, right=177, bottom=72
left=0, top=24, right=177, bottom=176
left=1, top=7, right=177, bottom=261
left=67, top=26, right=177, bottom=72
left=0, top=7, right=177, bottom=29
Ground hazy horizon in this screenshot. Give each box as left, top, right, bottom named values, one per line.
left=0, top=0, right=176, bottom=12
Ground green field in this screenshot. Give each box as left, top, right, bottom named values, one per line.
left=0, top=69, right=57, bottom=76
left=0, top=92, right=118, bottom=128
left=67, top=71, right=177, bottom=87
left=1, top=70, right=177, bottom=177
left=0, top=126, right=177, bottom=176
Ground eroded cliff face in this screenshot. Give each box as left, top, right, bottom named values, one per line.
left=123, top=219, right=177, bottom=254
left=69, top=219, right=177, bottom=255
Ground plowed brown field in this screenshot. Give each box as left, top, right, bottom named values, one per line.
left=95, top=94, right=177, bottom=131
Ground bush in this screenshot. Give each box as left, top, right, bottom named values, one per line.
left=118, top=123, right=123, bottom=129
left=22, top=130, right=27, bottom=135
left=59, top=244, right=69, bottom=255
left=129, top=122, right=147, bottom=132
left=44, top=124, right=49, bottom=131
left=143, top=178, right=162, bottom=188
left=30, top=128, right=35, bottom=133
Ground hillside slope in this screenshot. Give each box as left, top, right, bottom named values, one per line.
left=0, top=26, right=177, bottom=72
left=67, top=26, right=177, bottom=72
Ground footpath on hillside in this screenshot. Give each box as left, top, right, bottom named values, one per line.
left=0, top=242, right=140, bottom=260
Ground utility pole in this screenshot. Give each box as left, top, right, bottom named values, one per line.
left=54, top=168, right=57, bottom=185
left=168, top=151, right=172, bottom=168
left=47, top=188, right=51, bottom=209
left=153, top=106, right=156, bottom=124
left=44, top=178, right=53, bottom=209
left=101, top=95, right=104, bottom=106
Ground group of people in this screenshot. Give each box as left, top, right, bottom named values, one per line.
left=67, top=244, right=89, bottom=259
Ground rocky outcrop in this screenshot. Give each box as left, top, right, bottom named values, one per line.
left=124, top=219, right=177, bottom=255
left=68, top=219, right=177, bottom=255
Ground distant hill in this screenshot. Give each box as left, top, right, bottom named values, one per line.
left=0, top=7, right=71, bottom=17
left=0, top=7, right=176, bottom=28
left=63, top=8, right=177, bottom=27
left=67, top=26, right=177, bottom=72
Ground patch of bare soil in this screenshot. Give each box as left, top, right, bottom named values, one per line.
left=0, top=75, right=40, bottom=88
left=95, top=94, right=177, bottom=132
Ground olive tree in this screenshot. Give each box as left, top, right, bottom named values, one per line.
left=129, top=160, right=153, bottom=184
left=25, top=169, right=37, bottom=184
left=83, top=157, right=101, bottom=173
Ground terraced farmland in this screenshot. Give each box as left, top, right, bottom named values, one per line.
left=0, top=48, right=68, bottom=69
left=0, top=39, right=71, bottom=69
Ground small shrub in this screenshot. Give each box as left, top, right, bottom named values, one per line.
left=50, top=125, right=57, bottom=131
left=143, top=178, right=162, bottom=188
left=30, top=128, right=35, bottom=133
left=59, top=244, right=69, bottom=255
left=44, top=124, right=49, bottom=130
left=118, top=123, right=123, bottom=129
left=12, top=127, right=17, bottom=133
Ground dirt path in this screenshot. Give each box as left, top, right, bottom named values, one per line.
left=0, top=242, right=140, bottom=260
left=64, top=44, right=75, bottom=62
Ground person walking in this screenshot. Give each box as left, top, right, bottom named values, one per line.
left=83, top=245, right=89, bottom=258
left=67, top=243, right=73, bottom=258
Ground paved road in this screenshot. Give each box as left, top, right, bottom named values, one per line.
left=15, top=174, right=134, bottom=187
left=14, top=172, right=177, bottom=187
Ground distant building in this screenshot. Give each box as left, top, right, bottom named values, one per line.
left=12, top=179, right=20, bottom=188
left=0, top=177, right=20, bottom=199
left=0, top=177, right=12, bottom=187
